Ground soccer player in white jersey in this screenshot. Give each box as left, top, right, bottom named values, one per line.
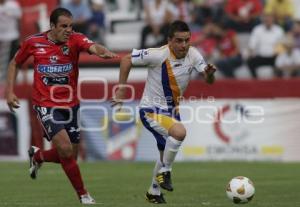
left=112, top=20, right=216, bottom=204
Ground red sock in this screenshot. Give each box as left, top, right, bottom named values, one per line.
left=33, top=148, right=60, bottom=163
left=33, top=150, right=43, bottom=163
left=43, top=148, right=60, bottom=163
left=60, top=156, right=87, bottom=197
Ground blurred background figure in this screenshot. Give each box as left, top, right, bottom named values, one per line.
left=62, top=0, right=92, bottom=34
left=88, top=0, right=106, bottom=45
left=0, top=0, right=21, bottom=82
left=213, top=23, right=243, bottom=78
left=247, top=13, right=284, bottom=78
left=275, top=36, right=300, bottom=77
left=264, top=0, right=295, bottom=31
left=191, top=22, right=218, bottom=61
left=168, top=0, right=194, bottom=24
left=288, top=20, right=300, bottom=49
left=192, top=0, right=225, bottom=27
left=224, top=0, right=262, bottom=33
left=140, top=0, right=172, bottom=49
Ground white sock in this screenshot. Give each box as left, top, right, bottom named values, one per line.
left=159, top=136, right=182, bottom=173
left=148, top=159, right=163, bottom=195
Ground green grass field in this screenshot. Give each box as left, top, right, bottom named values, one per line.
left=0, top=161, right=299, bottom=207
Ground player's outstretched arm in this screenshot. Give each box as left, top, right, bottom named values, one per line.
left=203, top=63, right=217, bottom=84
left=5, top=58, right=20, bottom=112
left=88, top=44, right=119, bottom=59
left=111, top=54, right=132, bottom=109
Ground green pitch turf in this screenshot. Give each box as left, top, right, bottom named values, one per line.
left=0, top=161, right=299, bottom=207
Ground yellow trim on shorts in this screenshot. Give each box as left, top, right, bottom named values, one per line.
left=146, top=112, right=178, bottom=131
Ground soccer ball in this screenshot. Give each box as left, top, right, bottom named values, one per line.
left=226, top=176, right=255, bottom=204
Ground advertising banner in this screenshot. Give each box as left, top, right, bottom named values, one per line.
left=178, top=98, right=300, bottom=161
left=0, top=100, right=30, bottom=160
left=81, top=99, right=300, bottom=161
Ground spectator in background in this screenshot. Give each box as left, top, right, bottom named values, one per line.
left=62, top=0, right=92, bottom=34
left=214, top=23, right=243, bottom=78
left=0, top=0, right=21, bottom=82
left=224, top=0, right=262, bottom=33
left=288, top=20, right=300, bottom=49
left=140, top=0, right=172, bottom=49
left=247, top=13, right=284, bottom=78
left=88, top=0, right=106, bottom=45
left=169, top=0, right=194, bottom=24
left=192, top=0, right=225, bottom=26
left=264, top=0, right=295, bottom=31
left=191, top=22, right=218, bottom=61
left=275, top=36, right=300, bottom=77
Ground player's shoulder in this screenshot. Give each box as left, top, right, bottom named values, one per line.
left=70, top=31, right=85, bottom=37
left=188, top=46, right=203, bottom=58
left=148, top=45, right=169, bottom=59
left=24, top=32, right=45, bottom=43
left=6, top=0, right=20, bottom=7
left=188, top=46, right=199, bottom=54
left=69, top=32, right=93, bottom=43
left=134, top=45, right=168, bottom=60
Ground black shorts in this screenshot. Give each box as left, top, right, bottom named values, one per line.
left=34, top=105, right=80, bottom=144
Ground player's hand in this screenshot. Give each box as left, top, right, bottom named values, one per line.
left=99, top=50, right=119, bottom=59
left=205, top=63, right=217, bottom=75
left=6, top=92, right=20, bottom=112
left=110, top=87, right=126, bottom=111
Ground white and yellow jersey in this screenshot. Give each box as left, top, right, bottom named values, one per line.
left=131, top=45, right=207, bottom=111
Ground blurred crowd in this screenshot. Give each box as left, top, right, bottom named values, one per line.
left=1, top=0, right=300, bottom=81
left=139, top=0, right=300, bottom=79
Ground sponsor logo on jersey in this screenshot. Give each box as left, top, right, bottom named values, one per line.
left=36, top=48, right=46, bottom=54
left=50, top=56, right=58, bottom=63
left=37, top=63, right=72, bottom=73
left=61, top=45, right=69, bottom=55
left=34, top=43, right=49, bottom=48
left=174, top=63, right=182, bottom=67
left=42, top=76, right=69, bottom=85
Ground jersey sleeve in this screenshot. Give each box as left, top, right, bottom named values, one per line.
left=74, top=33, right=95, bottom=52
left=190, top=47, right=207, bottom=73
left=131, top=48, right=162, bottom=66
left=15, top=40, right=32, bottom=65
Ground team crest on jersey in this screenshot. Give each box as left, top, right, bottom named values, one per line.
left=61, top=45, right=69, bottom=55
left=50, top=56, right=58, bottom=63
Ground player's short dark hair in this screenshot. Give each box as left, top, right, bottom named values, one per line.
left=168, top=20, right=190, bottom=38
left=50, top=8, right=72, bottom=25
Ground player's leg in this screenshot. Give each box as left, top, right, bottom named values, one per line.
left=52, top=129, right=94, bottom=204
left=142, top=110, right=186, bottom=192
left=51, top=130, right=86, bottom=195
left=30, top=106, right=95, bottom=204
left=63, top=105, right=95, bottom=204
left=149, top=151, right=163, bottom=195
left=31, top=146, right=60, bottom=164
left=160, top=122, right=186, bottom=173
left=140, top=108, right=167, bottom=203
left=28, top=106, right=66, bottom=179
left=145, top=151, right=167, bottom=204
left=28, top=107, right=79, bottom=165
left=155, top=123, right=186, bottom=191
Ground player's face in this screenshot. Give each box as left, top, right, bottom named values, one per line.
left=51, top=15, right=73, bottom=43
left=168, top=31, right=191, bottom=59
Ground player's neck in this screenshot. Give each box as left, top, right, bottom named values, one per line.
left=168, top=45, right=178, bottom=59
left=47, top=31, right=59, bottom=44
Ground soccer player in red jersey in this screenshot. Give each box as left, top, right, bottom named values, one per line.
left=5, top=8, right=118, bottom=204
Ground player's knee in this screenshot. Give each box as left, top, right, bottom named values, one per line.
left=174, top=128, right=186, bottom=141
left=57, top=144, right=73, bottom=158
left=169, top=124, right=186, bottom=141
